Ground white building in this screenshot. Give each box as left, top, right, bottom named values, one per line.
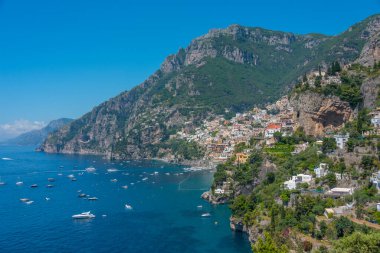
left=370, top=171, right=380, bottom=191
left=264, top=123, right=281, bottom=138
left=283, top=174, right=312, bottom=190
left=327, top=187, right=354, bottom=196
left=314, top=163, right=329, bottom=178
left=334, top=133, right=350, bottom=149
left=214, top=188, right=225, bottom=194
left=377, top=203, right=380, bottom=212
left=371, top=116, right=380, bottom=128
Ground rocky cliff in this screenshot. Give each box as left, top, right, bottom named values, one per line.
left=290, top=91, right=353, bottom=136
left=41, top=15, right=380, bottom=159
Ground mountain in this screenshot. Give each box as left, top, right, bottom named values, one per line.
left=41, top=15, right=380, bottom=160
left=5, top=118, right=74, bottom=146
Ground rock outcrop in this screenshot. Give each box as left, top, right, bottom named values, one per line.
left=290, top=91, right=353, bottom=136
left=361, top=75, right=380, bottom=109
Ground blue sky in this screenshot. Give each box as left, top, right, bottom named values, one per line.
left=0, top=0, right=379, bottom=139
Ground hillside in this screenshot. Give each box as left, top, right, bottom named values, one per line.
left=5, top=118, right=73, bottom=146
left=40, top=15, right=380, bottom=161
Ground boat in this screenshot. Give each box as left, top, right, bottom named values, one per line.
left=46, top=184, right=54, bottom=188
left=16, top=181, right=24, bottom=186
left=72, top=211, right=95, bottom=219
left=30, top=184, right=38, bottom=188
left=197, top=205, right=203, bottom=209
left=25, top=201, right=34, bottom=205
left=1, top=157, right=13, bottom=161
left=0, top=177, right=5, bottom=185
left=121, top=185, right=128, bottom=189
left=85, top=167, right=96, bottom=173
left=78, top=193, right=87, bottom=198
left=20, top=198, right=30, bottom=202
left=88, top=197, right=98, bottom=201
left=45, top=197, right=50, bottom=201
left=47, top=178, right=55, bottom=182
left=67, top=174, right=75, bottom=178
left=71, top=178, right=77, bottom=181
left=142, top=177, right=148, bottom=181
left=110, top=179, right=118, bottom=182
left=107, top=168, right=118, bottom=173
left=201, top=213, right=211, bottom=217
left=125, top=204, right=133, bottom=210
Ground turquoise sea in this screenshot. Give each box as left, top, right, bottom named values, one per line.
left=0, top=146, right=250, bottom=253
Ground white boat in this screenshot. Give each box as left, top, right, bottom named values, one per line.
left=1, top=157, right=13, bottom=161
left=16, top=181, right=24, bottom=186
left=201, top=213, right=211, bottom=217
left=88, top=197, right=98, bottom=201
left=25, top=201, right=34, bottom=205
left=67, top=174, right=75, bottom=178
left=142, top=177, right=148, bottom=181
left=107, top=168, right=118, bottom=173
left=72, top=211, right=95, bottom=219
left=47, top=178, right=55, bottom=182
left=110, top=179, right=118, bottom=182
left=20, top=198, right=30, bottom=202
left=121, top=185, right=128, bottom=189
left=125, top=204, right=133, bottom=210
left=197, top=205, right=203, bottom=209
left=85, top=167, right=96, bottom=173
left=45, top=197, right=50, bottom=201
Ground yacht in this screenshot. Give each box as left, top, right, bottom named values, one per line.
left=25, top=200, right=34, bottom=205
left=85, top=167, right=96, bottom=173
left=46, top=184, right=54, bottom=188
left=20, top=198, right=30, bottom=202
left=125, top=204, right=133, bottom=210
left=16, top=181, right=24, bottom=186
left=88, top=197, right=98, bottom=201
left=201, top=213, right=211, bottom=217
left=78, top=193, right=87, bottom=198
left=72, top=211, right=95, bottom=219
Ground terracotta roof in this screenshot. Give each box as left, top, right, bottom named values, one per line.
left=266, top=123, right=281, bottom=129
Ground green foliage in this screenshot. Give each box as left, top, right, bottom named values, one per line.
left=322, top=138, right=336, bottom=154
left=334, top=216, right=355, bottom=238
left=164, top=139, right=205, bottom=160
left=251, top=232, right=288, bottom=253
left=331, top=232, right=380, bottom=253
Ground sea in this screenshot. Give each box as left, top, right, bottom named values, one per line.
left=0, top=146, right=251, bottom=253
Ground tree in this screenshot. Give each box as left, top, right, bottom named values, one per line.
left=334, top=217, right=354, bottom=238
left=331, top=232, right=380, bottom=253
left=322, top=138, right=336, bottom=153
left=324, top=173, right=337, bottom=188
left=252, top=232, right=288, bottom=253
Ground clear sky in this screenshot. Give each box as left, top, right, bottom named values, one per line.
left=0, top=0, right=379, bottom=139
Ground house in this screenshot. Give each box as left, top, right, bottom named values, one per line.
left=371, top=116, right=380, bottom=128
left=324, top=204, right=353, bottom=218
left=314, top=163, right=329, bottom=178
left=264, top=123, right=281, bottom=138
left=283, top=174, right=312, bottom=190
left=235, top=153, right=249, bottom=164
left=214, top=188, right=225, bottom=194
left=334, top=133, right=350, bottom=149
left=370, top=171, right=380, bottom=191
left=326, top=187, right=354, bottom=196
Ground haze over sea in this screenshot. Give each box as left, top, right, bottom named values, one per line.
left=0, top=146, right=250, bottom=253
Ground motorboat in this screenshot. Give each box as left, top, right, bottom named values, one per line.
left=107, top=168, right=118, bottom=173
left=201, top=213, right=211, bottom=217
left=30, top=184, right=38, bottom=188
left=197, top=205, right=203, bottom=209
left=78, top=193, right=87, bottom=198
left=16, top=181, right=24, bottom=186
left=125, top=204, right=133, bottom=210
left=25, top=201, right=34, bottom=205
left=20, top=198, right=30, bottom=202
left=121, top=185, right=128, bottom=189
left=46, top=184, right=54, bottom=188
left=71, top=178, right=77, bottom=181
left=110, top=179, right=118, bottom=182
left=47, top=178, right=55, bottom=182
left=67, top=174, right=75, bottom=179
left=88, top=197, right=98, bottom=201
left=72, top=211, right=95, bottom=219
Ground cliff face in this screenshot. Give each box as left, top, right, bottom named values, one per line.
left=356, top=15, right=380, bottom=66
left=290, top=92, right=352, bottom=136
left=361, top=75, right=380, bottom=109
left=41, top=15, right=379, bottom=159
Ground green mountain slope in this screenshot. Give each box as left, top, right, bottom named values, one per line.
left=40, top=15, right=380, bottom=160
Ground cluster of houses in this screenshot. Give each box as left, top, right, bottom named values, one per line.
left=176, top=96, right=296, bottom=162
